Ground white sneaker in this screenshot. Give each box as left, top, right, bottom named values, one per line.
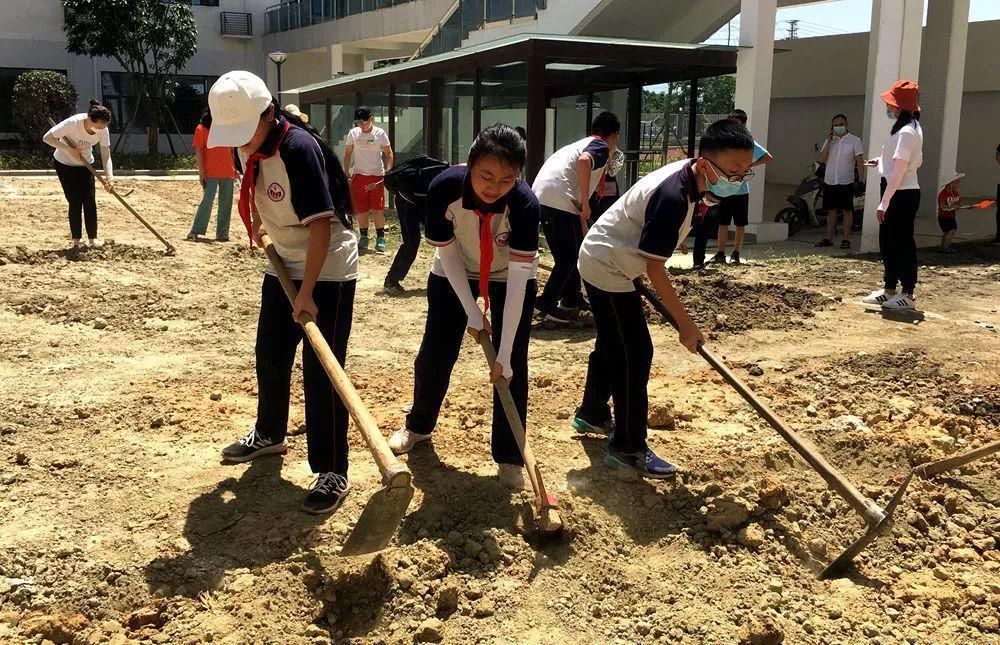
left=387, top=426, right=431, bottom=455
left=72, top=239, right=87, bottom=250
left=497, top=464, right=526, bottom=490
left=862, top=289, right=893, bottom=305
left=882, top=293, right=915, bottom=310
left=88, top=238, right=105, bottom=249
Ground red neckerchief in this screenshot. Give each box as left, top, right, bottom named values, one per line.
left=474, top=210, right=495, bottom=312
left=238, top=120, right=292, bottom=245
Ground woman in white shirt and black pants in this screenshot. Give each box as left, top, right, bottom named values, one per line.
left=863, top=81, right=923, bottom=311
left=43, top=101, right=115, bottom=249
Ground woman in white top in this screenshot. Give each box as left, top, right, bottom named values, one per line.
left=862, top=81, right=923, bottom=311
left=43, top=100, right=115, bottom=249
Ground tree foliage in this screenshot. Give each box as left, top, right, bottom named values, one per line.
left=643, top=76, right=735, bottom=116
left=11, top=70, right=79, bottom=150
left=62, top=0, right=198, bottom=155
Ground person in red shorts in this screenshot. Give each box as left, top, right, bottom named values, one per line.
left=344, top=106, right=393, bottom=253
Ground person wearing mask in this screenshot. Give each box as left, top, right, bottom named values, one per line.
left=572, top=119, right=752, bottom=478
left=708, top=108, right=772, bottom=265
left=209, top=71, right=359, bottom=515
left=43, top=100, right=115, bottom=249
left=815, top=114, right=864, bottom=250
left=532, top=111, right=620, bottom=323
left=187, top=108, right=238, bottom=242
left=344, top=106, right=393, bottom=253
left=862, top=80, right=923, bottom=311
left=387, top=125, right=540, bottom=490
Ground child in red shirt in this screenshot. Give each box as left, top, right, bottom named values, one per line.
left=937, top=172, right=968, bottom=253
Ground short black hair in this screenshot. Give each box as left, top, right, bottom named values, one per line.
left=831, top=113, right=848, bottom=122
left=728, top=108, right=748, bottom=125
left=468, top=123, right=526, bottom=173
left=354, top=106, right=372, bottom=121
left=591, top=111, right=621, bottom=138
left=200, top=107, right=213, bottom=129
left=514, top=126, right=527, bottom=140
left=700, top=119, right=754, bottom=156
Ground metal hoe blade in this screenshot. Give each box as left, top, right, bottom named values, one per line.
left=340, top=478, right=415, bottom=556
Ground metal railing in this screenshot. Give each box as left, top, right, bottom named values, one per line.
left=220, top=11, right=253, bottom=37
left=265, top=0, right=417, bottom=34
left=415, top=0, right=546, bottom=59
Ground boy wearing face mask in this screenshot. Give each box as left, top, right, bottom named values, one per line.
left=815, top=114, right=865, bottom=250
left=572, top=119, right=753, bottom=478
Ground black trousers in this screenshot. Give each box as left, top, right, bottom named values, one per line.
left=579, top=281, right=653, bottom=454
left=54, top=160, right=97, bottom=239
left=539, top=205, right=585, bottom=310
left=878, top=178, right=920, bottom=295
left=407, top=273, right=537, bottom=465
left=693, top=213, right=710, bottom=266
left=386, top=196, right=424, bottom=284
left=255, top=274, right=356, bottom=475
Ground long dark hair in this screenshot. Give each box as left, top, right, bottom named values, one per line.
left=268, top=99, right=354, bottom=227
left=200, top=107, right=212, bottom=129
left=891, top=109, right=920, bottom=136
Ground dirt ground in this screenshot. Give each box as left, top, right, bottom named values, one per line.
left=1, top=177, right=998, bottom=645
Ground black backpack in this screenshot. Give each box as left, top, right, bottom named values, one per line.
left=384, top=155, right=450, bottom=207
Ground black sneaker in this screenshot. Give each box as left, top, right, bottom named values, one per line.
left=302, top=472, right=351, bottom=514
left=570, top=408, right=615, bottom=435
left=729, top=251, right=741, bottom=265
left=543, top=305, right=575, bottom=324
left=604, top=446, right=679, bottom=479
left=383, top=280, right=405, bottom=296
left=815, top=238, right=833, bottom=247
left=707, top=251, right=727, bottom=265
left=221, top=428, right=287, bottom=463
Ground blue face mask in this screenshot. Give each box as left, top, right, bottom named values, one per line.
left=886, top=109, right=897, bottom=121
left=708, top=175, right=745, bottom=198
left=832, top=125, right=847, bottom=136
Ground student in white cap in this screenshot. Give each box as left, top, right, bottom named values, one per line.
left=209, top=70, right=359, bottom=515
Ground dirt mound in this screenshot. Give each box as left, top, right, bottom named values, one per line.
left=0, top=242, right=165, bottom=265
left=657, top=274, right=832, bottom=336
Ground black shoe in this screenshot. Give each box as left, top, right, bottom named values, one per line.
left=815, top=238, right=833, bottom=247
left=604, top=446, right=679, bottom=479
left=570, top=407, right=615, bottom=435
left=543, top=305, right=575, bottom=324
left=221, top=428, right=287, bottom=463
left=693, top=262, right=706, bottom=271
left=707, top=251, right=727, bottom=265
left=729, top=251, right=741, bottom=265
left=302, top=472, right=351, bottom=514
left=840, top=239, right=851, bottom=250
left=576, top=297, right=591, bottom=313
left=383, top=280, right=405, bottom=296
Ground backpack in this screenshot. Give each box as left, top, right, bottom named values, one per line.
left=383, top=155, right=450, bottom=207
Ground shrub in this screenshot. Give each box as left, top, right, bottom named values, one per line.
left=11, top=71, right=79, bottom=150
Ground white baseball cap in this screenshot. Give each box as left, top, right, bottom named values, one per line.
left=207, top=71, right=274, bottom=148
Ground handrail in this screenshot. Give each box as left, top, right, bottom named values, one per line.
left=408, top=0, right=463, bottom=62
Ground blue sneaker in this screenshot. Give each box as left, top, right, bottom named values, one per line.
left=571, top=409, right=614, bottom=435
left=604, top=446, right=679, bottom=479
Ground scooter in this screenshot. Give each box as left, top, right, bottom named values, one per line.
left=774, top=163, right=823, bottom=236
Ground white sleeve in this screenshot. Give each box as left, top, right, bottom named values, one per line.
left=100, top=146, right=114, bottom=180
left=878, top=158, right=909, bottom=212
left=892, top=130, right=917, bottom=162
left=496, top=257, right=536, bottom=380
left=378, top=130, right=390, bottom=146
left=100, top=127, right=111, bottom=147
left=853, top=137, right=864, bottom=157
left=437, top=242, right=484, bottom=331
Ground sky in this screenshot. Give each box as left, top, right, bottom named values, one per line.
left=704, top=0, right=1000, bottom=44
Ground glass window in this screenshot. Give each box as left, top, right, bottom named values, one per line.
left=480, top=63, right=527, bottom=134
left=326, top=95, right=357, bottom=154
left=552, top=94, right=588, bottom=152
left=394, top=81, right=427, bottom=162
left=439, top=72, right=476, bottom=165
left=0, top=68, right=67, bottom=135
left=100, top=72, right=217, bottom=135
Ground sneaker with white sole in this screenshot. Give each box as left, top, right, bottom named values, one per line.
left=302, top=472, right=350, bottom=514
left=221, top=428, right=288, bottom=463
left=72, top=239, right=87, bottom=250
left=88, top=238, right=105, bottom=249
left=882, top=293, right=915, bottom=310
left=497, top=463, right=525, bottom=490
left=862, top=289, right=893, bottom=305
left=388, top=426, right=432, bottom=455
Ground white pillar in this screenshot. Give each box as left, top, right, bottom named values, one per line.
left=860, top=0, right=925, bottom=253
left=918, top=0, right=969, bottom=213
left=329, top=44, right=345, bottom=76
left=734, top=0, right=783, bottom=242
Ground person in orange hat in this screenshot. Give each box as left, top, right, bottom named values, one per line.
left=862, top=80, right=923, bottom=311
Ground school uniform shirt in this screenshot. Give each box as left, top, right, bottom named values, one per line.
left=49, top=113, right=111, bottom=166
left=820, top=133, right=863, bottom=186
left=878, top=121, right=923, bottom=190
left=937, top=187, right=960, bottom=218
left=425, top=165, right=540, bottom=281
left=237, top=118, right=358, bottom=282
left=347, top=125, right=390, bottom=176
left=734, top=141, right=769, bottom=195
left=579, top=158, right=700, bottom=293
left=532, top=136, right=610, bottom=214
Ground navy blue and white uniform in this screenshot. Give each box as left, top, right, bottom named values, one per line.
left=577, top=159, right=703, bottom=454
left=532, top=136, right=612, bottom=312
left=240, top=117, right=358, bottom=476
left=408, top=165, right=541, bottom=465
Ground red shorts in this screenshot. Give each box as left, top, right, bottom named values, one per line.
left=350, top=174, right=386, bottom=213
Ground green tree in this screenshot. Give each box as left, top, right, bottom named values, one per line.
left=62, top=0, right=198, bottom=155
left=700, top=76, right=736, bottom=115
left=11, top=70, right=79, bottom=150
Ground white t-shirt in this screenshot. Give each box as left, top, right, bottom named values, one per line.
left=820, top=133, right=863, bottom=186
left=532, top=136, right=611, bottom=214
left=579, top=159, right=699, bottom=293
left=878, top=121, right=923, bottom=190
left=347, top=126, right=390, bottom=176
left=48, top=113, right=111, bottom=166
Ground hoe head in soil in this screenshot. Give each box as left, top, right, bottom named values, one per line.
left=340, top=463, right=415, bottom=556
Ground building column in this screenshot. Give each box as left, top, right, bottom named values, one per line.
left=860, top=0, right=925, bottom=253
left=329, top=44, right=345, bottom=76
left=734, top=0, right=783, bottom=242
left=918, top=0, right=970, bottom=215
